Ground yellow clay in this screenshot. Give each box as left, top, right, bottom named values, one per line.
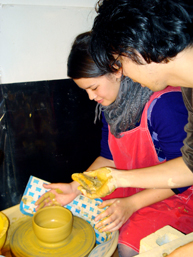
left=72, top=167, right=117, bottom=198
left=0, top=215, right=4, bottom=231
left=55, top=188, right=63, bottom=194
left=72, top=173, right=99, bottom=190
left=0, top=212, right=9, bottom=251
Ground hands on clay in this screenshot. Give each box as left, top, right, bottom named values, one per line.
left=35, top=181, right=80, bottom=211
left=72, top=167, right=117, bottom=199
left=94, top=197, right=136, bottom=232
left=93, top=188, right=175, bottom=233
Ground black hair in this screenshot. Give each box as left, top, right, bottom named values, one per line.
left=90, top=0, right=193, bottom=73
left=67, top=31, right=107, bottom=79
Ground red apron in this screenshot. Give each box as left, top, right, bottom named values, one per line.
left=102, top=86, right=193, bottom=252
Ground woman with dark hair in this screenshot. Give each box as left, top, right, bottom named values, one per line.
left=36, top=32, right=191, bottom=257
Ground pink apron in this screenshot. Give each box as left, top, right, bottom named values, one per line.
left=102, top=86, right=193, bottom=252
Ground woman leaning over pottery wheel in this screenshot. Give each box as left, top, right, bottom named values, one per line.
left=35, top=32, right=193, bottom=257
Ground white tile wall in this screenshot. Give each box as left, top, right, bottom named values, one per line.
left=0, top=1, right=97, bottom=84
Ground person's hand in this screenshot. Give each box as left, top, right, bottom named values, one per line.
left=72, top=167, right=117, bottom=199
left=94, top=197, right=135, bottom=232
left=35, top=181, right=80, bottom=211
left=167, top=242, right=193, bottom=257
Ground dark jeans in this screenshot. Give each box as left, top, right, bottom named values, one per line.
left=118, top=243, right=138, bottom=257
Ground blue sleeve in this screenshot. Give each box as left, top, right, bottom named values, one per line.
left=150, top=91, right=190, bottom=194
left=100, top=112, right=113, bottom=160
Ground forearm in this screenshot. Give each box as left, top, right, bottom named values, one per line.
left=86, top=156, right=115, bottom=171
left=113, top=157, right=193, bottom=189
left=128, top=188, right=175, bottom=212
left=70, top=180, right=81, bottom=196
left=167, top=242, right=193, bottom=257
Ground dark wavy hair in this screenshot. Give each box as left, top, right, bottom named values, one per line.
left=67, top=31, right=107, bottom=79
left=90, top=0, right=193, bottom=73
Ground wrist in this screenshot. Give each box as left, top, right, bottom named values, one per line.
left=127, top=194, right=142, bottom=212
left=110, top=168, right=118, bottom=187
left=111, top=169, right=132, bottom=188
left=71, top=181, right=81, bottom=196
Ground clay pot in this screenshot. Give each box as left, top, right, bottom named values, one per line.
left=0, top=212, right=9, bottom=253
left=32, top=206, right=73, bottom=247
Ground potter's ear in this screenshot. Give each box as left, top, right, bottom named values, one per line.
left=114, top=67, right=123, bottom=79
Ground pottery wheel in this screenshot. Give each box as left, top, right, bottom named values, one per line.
left=10, top=216, right=96, bottom=257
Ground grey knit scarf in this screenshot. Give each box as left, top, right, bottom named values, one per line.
left=95, top=77, right=153, bottom=138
